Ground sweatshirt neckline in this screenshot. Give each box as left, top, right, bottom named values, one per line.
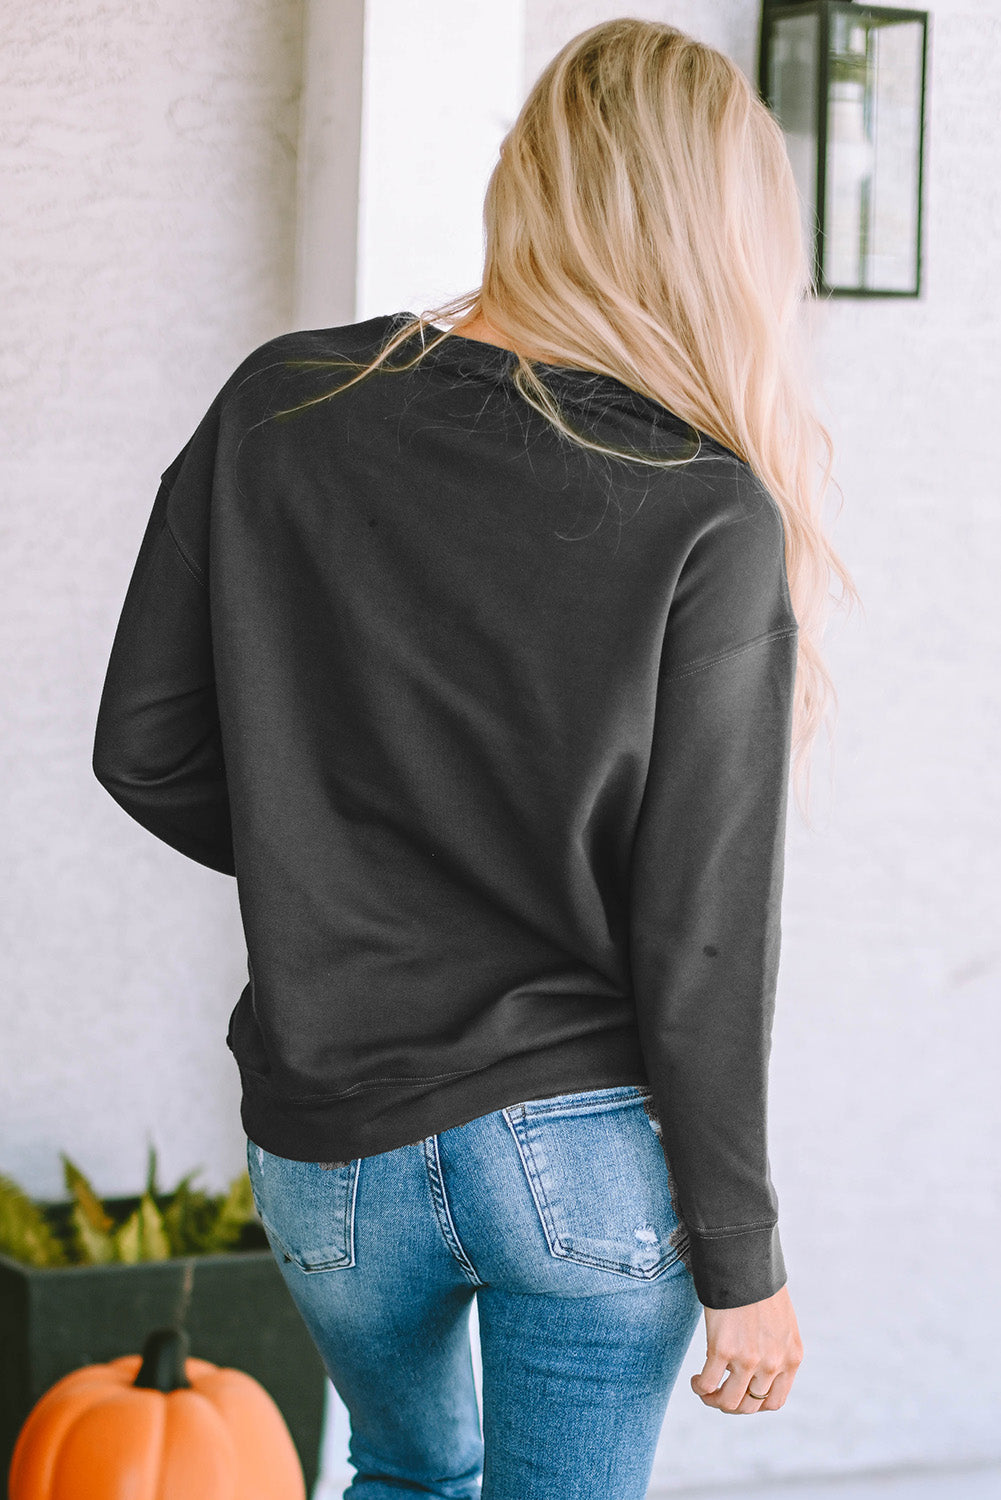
left=393, top=311, right=657, bottom=391
left=402, top=313, right=600, bottom=379
left=391, top=311, right=708, bottom=444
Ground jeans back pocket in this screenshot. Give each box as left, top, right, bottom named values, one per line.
left=246, top=1138, right=360, bottom=1272
left=502, top=1085, right=688, bottom=1280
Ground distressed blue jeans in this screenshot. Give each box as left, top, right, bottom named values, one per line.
left=246, top=1084, right=703, bottom=1500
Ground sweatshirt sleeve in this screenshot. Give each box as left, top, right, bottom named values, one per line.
left=91, top=389, right=236, bottom=876
left=629, top=469, right=799, bottom=1310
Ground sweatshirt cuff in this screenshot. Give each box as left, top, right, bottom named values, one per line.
left=686, top=1221, right=787, bottom=1310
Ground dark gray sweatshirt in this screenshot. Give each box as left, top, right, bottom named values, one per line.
left=92, top=312, right=798, bottom=1309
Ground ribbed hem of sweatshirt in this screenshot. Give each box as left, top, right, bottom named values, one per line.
left=686, top=1222, right=787, bottom=1310
left=237, top=1027, right=649, bottom=1164
left=237, top=1027, right=787, bottom=1310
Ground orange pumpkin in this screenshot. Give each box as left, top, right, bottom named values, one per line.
left=8, top=1325, right=307, bottom=1500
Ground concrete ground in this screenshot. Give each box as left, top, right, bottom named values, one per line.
left=315, top=1463, right=1001, bottom=1500
left=650, top=1464, right=1001, bottom=1500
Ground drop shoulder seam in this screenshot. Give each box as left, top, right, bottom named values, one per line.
left=662, top=624, right=799, bottom=685
left=164, top=516, right=207, bottom=588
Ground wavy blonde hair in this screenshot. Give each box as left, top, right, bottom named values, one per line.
left=271, top=17, right=858, bottom=823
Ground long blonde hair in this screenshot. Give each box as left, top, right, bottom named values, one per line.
left=270, top=17, right=858, bottom=823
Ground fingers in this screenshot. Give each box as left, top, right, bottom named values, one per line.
left=689, top=1351, right=730, bottom=1402
left=691, top=1359, right=761, bottom=1413
left=690, top=1360, right=795, bottom=1414
left=693, top=1356, right=804, bottom=1410
left=753, top=1368, right=796, bottom=1411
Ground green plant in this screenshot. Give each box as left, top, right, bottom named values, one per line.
left=0, top=1143, right=259, bottom=1268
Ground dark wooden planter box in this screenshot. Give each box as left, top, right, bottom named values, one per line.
left=0, top=1196, right=327, bottom=1497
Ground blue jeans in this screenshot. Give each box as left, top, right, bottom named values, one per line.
left=246, top=1084, right=703, bottom=1500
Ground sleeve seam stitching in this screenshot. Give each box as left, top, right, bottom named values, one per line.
left=662, top=625, right=798, bottom=684
left=690, top=1220, right=779, bottom=1239
left=164, top=517, right=207, bottom=588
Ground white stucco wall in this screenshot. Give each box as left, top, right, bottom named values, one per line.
left=2, top=1, right=998, bottom=1495
left=0, top=0, right=303, bottom=1196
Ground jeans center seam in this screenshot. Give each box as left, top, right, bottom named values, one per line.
left=422, top=1135, right=484, bottom=1286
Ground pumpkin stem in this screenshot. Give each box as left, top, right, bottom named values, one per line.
left=133, top=1325, right=192, bottom=1391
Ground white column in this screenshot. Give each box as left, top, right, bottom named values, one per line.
left=295, top=0, right=526, bottom=332
left=294, top=0, right=367, bottom=329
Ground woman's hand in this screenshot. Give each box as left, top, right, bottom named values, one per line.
left=690, top=1282, right=803, bottom=1412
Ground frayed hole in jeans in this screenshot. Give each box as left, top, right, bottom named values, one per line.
left=643, top=1096, right=695, bottom=1278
